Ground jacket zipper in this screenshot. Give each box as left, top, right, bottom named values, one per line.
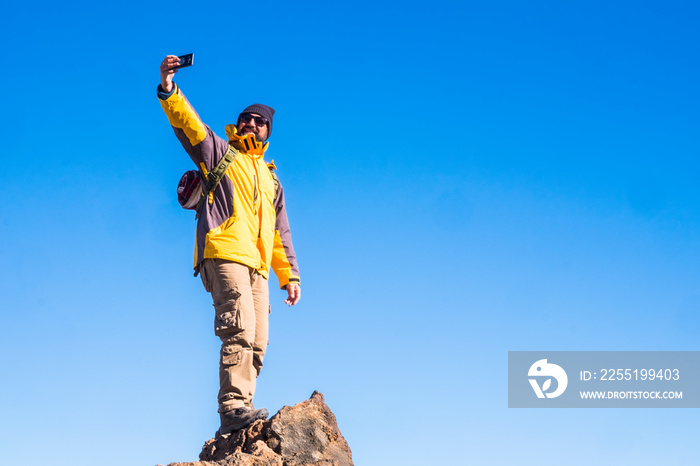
left=252, top=163, right=262, bottom=238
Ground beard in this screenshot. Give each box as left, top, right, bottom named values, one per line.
left=239, top=126, right=264, bottom=142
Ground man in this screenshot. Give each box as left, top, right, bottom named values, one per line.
left=157, top=55, right=301, bottom=434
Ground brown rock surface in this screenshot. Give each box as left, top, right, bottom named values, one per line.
left=160, top=391, right=353, bottom=466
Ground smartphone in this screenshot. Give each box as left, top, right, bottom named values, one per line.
left=175, top=53, right=194, bottom=68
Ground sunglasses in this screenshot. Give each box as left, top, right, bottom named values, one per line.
left=239, top=113, right=268, bottom=127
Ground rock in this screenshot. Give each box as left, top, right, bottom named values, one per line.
left=161, top=391, right=353, bottom=466
left=266, top=392, right=352, bottom=466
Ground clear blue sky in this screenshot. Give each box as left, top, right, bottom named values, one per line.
left=1, top=1, right=699, bottom=464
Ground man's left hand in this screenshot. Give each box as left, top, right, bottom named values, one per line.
left=285, top=283, right=301, bottom=306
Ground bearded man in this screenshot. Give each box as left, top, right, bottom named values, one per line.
left=157, top=55, right=301, bottom=434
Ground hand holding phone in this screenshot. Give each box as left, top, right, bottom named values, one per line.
left=160, top=53, right=194, bottom=93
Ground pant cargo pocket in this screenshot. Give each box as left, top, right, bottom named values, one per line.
left=213, top=289, right=244, bottom=337
left=221, top=345, right=243, bottom=366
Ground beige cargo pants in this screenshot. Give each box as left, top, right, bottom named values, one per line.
left=199, top=259, right=269, bottom=414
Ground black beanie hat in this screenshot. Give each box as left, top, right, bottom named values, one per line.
left=238, top=103, right=275, bottom=140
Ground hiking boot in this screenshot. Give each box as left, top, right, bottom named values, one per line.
left=219, top=407, right=269, bottom=435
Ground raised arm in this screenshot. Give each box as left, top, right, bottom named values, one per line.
left=157, top=55, right=228, bottom=170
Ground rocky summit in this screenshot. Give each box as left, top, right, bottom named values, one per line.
left=160, top=391, right=353, bottom=466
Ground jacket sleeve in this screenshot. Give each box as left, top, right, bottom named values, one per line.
left=157, top=84, right=228, bottom=171
left=270, top=177, right=301, bottom=289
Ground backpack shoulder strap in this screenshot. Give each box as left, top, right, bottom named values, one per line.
left=195, top=145, right=238, bottom=219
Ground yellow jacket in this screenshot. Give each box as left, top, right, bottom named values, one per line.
left=158, top=84, right=300, bottom=288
